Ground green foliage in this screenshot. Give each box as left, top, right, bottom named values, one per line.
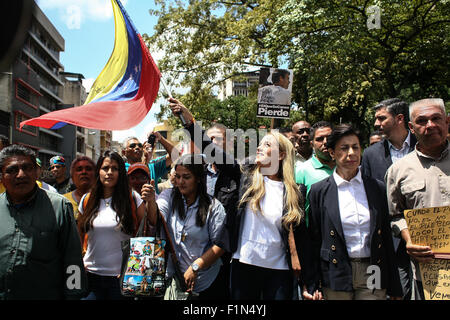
left=156, top=93, right=271, bottom=131
left=146, top=0, right=450, bottom=141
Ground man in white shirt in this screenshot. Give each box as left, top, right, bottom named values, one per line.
left=258, top=69, right=292, bottom=106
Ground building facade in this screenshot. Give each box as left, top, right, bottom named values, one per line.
left=217, top=71, right=259, bottom=101
left=0, top=3, right=82, bottom=177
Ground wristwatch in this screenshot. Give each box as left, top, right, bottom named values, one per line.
left=191, top=262, right=200, bottom=273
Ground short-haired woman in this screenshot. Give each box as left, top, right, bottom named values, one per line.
left=306, top=124, right=402, bottom=300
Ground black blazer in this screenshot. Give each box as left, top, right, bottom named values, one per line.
left=306, top=174, right=402, bottom=297
left=361, top=134, right=417, bottom=182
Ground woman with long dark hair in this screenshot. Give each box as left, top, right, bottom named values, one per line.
left=141, top=154, right=227, bottom=299
left=78, top=151, right=146, bottom=300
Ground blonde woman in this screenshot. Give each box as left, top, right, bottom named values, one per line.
left=229, top=131, right=314, bottom=300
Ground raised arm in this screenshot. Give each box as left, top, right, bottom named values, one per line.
left=141, top=180, right=158, bottom=226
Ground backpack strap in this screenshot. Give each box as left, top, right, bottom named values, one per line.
left=79, top=192, right=91, bottom=256
left=129, top=191, right=139, bottom=236
left=79, top=192, right=140, bottom=255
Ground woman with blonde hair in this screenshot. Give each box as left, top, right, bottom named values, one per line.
left=229, top=131, right=315, bottom=300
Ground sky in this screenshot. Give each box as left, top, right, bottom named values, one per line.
left=36, top=0, right=171, bottom=144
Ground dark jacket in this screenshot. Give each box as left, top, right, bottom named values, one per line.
left=307, top=174, right=402, bottom=297
left=361, top=134, right=417, bottom=258
left=361, top=134, right=417, bottom=182
left=184, top=122, right=241, bottom=251
left=229, top=161, right=316, bottom=293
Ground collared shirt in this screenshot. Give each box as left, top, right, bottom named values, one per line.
left=294, top=152, right=311, bottom=172
left=388, top=131, right=411, bottom=163
left=386, top=141, right=450, bottom=281
left=37, top=180, right=57, bottom=193
left=156, top=189, right=227, bottom=293
left=63, top=190, right=81, bottom=220
left=333, top=169, right=371, bottom=259
left=295, top=155, right=335, bottom=226
left=233, top=176, right=288, bottom=270
left=125, top=155, right=168, bottom=194
left=206, top=163, right=219, bottom=197
left=0, top=188, right=87, bottom=300
left=52, top=177, right=74, bottom=195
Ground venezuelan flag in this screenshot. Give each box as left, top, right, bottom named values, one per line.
left=20, top=0, right=160, bottom=131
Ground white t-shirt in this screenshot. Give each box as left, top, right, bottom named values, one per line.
left=79, top=191, right=143, bottom=276
left=233, top=176, right=289, bottom=270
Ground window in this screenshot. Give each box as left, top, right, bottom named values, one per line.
left=14, top=111, right=37, bottom=136
left=15, top=79, right=41, bottom=109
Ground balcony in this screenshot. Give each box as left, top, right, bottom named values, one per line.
left=28, top=31, right=63, bottom=69
left=22, top=48, right=64, bottom=86
left=40, top=84, right=63, bottom=104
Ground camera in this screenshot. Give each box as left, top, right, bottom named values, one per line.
left=147, top=134, right=156, bottom=147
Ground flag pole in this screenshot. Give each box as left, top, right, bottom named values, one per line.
left=160, top=76, right=187, bottom=125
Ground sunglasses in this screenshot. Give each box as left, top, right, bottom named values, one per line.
left=128, top=143, right=143, bottom=149
left=4, top=163, right=36, bottom=175
left=297, top=128, right=311, bottom=135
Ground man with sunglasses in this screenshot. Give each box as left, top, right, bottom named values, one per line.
left=122, top=135, right=178, bottom=194
left=292, top=120, right=312, bottom=170
left=50, top=156, right=74, bottom=195
left=0, top=145, right=87, bottom=299
left=295, top=121, right=335, bottom=227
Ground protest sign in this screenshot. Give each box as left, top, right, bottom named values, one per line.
left=419, top=259, right=450, bottom=300
left=257, top=68, right=293, bottom=119
left=403, top=206, right=450, bottom=258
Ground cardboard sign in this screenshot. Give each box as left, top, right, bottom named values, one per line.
left=257, top=68, right=293, bottom=119
left=403, top=206, right=450, bottom=258
left=419, top=259, right=450, bottom=300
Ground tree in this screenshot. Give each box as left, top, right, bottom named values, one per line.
left=266, top=0, right=450, bottom=138
left=146, top=0, right=450, bottom=141
left=155, top=92, right=271, bottom=131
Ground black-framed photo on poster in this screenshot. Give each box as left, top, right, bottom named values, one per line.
left=257, top=67, right=293, bottom=119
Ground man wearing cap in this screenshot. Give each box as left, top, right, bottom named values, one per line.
left=36, top=158, right=57, bottom=193
left=127, top=163, right=150, bottom=197
left=63, top=156, right=96, bottom=220
left=49, top=156, right=74, bottom=194
left=122, top=132, right=179, bottom=194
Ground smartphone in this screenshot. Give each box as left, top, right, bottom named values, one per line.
left=147, top=134, right=156, bottom=147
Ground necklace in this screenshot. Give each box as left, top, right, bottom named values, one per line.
left=104, top=198, right=112, bottom=207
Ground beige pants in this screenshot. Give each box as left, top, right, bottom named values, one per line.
left=323, top=261, right=387, bottom=300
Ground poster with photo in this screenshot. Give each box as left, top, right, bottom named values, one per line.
left=122, top=237, right=167, bottom=296
left=257, top=67, right=293, bottom=119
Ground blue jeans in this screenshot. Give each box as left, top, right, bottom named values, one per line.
left=83, top=272, right=126, bottom=300
left=230, top=259, right=293, bottom=300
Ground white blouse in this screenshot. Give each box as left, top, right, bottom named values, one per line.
left=233, top=176, right=289, bottom=270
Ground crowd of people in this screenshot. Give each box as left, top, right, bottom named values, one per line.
left=0, top=96, right=449, bottom=300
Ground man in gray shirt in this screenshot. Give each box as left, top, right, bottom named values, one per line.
left=386, top=98, right=450, bottom=300
left=0, top=145, right=87, bottom=299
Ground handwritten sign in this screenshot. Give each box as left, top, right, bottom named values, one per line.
left=420, top=259, right=450, bottom=300
left=404, top=206, right=450, bottom=257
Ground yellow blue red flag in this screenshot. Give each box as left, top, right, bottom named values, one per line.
left=20, top=0, right=160, bottom=131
